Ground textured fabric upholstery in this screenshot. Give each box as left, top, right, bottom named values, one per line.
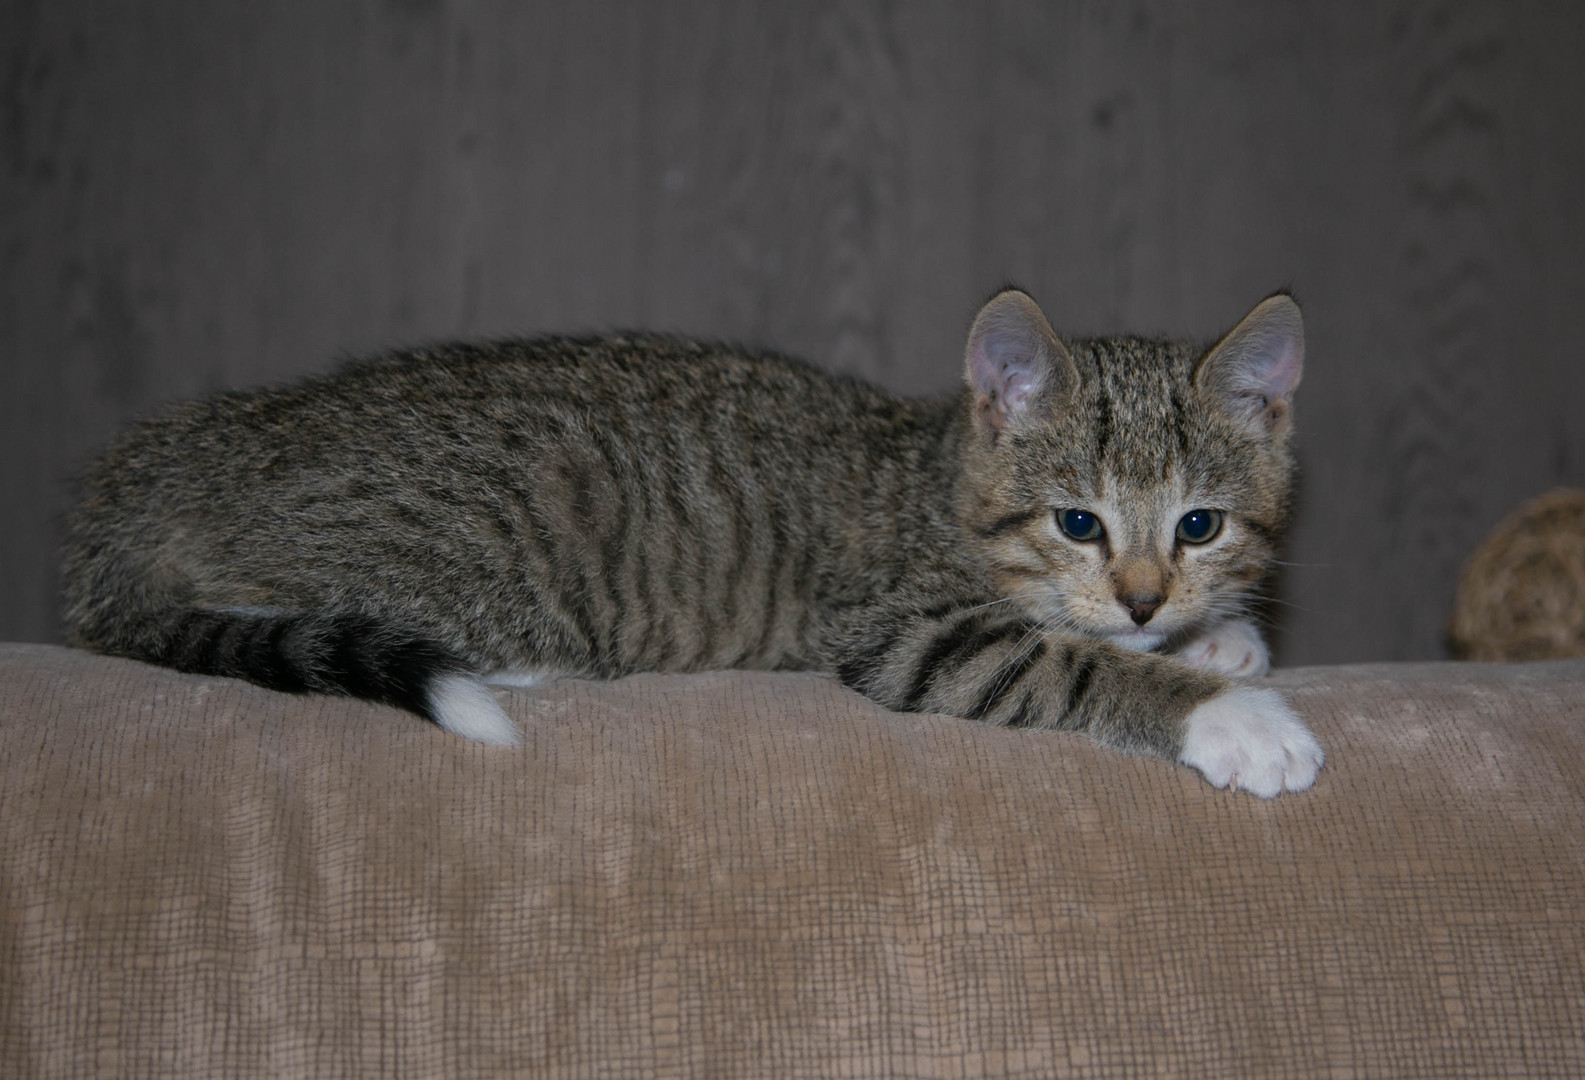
left=2, top=644, right=1582, bottom=1077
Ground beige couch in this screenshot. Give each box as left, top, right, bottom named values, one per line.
left=2, top=643, right=1582, bottom=1077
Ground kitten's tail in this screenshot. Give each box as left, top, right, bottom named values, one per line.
left=76, top=607, right=522, bottom=747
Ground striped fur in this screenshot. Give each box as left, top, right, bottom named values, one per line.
left=61, top=290, right=1322, bottom=792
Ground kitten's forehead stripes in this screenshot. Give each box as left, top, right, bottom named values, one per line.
left=1084, top=336, right=1200, bottom=487
left=1091, top=366, right=1114, bottom=462
left=1169, top=382, right=1194, bottom=464
left=979, top=510, right=1043, bottom=539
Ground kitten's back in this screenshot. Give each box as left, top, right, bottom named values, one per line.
left=62, top=335, right=960, bottom=693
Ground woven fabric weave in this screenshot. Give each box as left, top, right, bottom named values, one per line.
left=2, top=644, right=1582, bottom=1077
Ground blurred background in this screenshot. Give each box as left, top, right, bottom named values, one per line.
left=3, top=2, right=1582, bottom=665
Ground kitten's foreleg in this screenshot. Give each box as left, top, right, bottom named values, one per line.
left=828, top=600, right=1321, bottom=796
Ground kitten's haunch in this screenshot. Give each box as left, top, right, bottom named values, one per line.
left=62, top=288, right=1323, bottom=795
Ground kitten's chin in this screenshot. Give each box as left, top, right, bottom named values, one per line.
left=1108, top=628, right=1168, bottom=652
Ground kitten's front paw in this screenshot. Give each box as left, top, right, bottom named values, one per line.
left=1178, top=686, right=1323, bottom=797
left=1174, top=618, right=1270, bottom=677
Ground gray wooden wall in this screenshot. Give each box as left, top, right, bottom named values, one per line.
left=4, top=2, right=1583, bottom=665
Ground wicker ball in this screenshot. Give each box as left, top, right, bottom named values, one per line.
left=1449, top=488, right=1585, bottom=662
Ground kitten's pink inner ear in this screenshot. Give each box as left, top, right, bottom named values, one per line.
left=964, top=290, right=1077, bottom=435
left=1197, top=294, right=1305, bottom=433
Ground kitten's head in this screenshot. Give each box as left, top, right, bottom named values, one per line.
left=958, top=287, right=1303, bottom=652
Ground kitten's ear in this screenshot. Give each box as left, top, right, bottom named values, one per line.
left=1195, top=293, right=1304, bottom=435
left=964, top=289, right=1079, bottom=437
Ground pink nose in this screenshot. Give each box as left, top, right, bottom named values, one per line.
left=1124, top=596, right=1163, bottom=625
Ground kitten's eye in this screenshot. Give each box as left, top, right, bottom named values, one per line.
left=1176, top=509, right=1224, bottom=544
left=1057, top=508, right=1105, bottom=542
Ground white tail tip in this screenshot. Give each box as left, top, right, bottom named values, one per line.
left=426, top=674, right=522, bottom=747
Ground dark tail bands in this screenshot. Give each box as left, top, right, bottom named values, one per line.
left=95, top=607, right=521, bottom=745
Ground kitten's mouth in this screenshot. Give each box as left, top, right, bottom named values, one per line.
left=1109, top=627, right=1169, bottom=652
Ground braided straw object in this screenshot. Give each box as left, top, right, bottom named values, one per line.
left=1449, top=487, right=1585, bottom=661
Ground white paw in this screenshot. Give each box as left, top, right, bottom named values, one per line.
left=1178, top=686, right=1323, bottom=797
left=1174, top=618, right=1271, bottom=677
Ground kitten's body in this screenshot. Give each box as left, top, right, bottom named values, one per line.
left=62, top=290, right=1323, bottom=795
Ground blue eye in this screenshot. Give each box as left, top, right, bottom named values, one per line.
left=1176, top=509, right=1223, bottom=544
left=1057, top=509, right=1104, bottom=542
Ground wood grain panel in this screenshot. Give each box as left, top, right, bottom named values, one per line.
left=1376, top=1, right=1504, bottom=659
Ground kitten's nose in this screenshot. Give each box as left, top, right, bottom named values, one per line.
left=1124, top=596, right=1163, bottom=625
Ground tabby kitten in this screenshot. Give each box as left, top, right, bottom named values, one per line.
left=62, top=288, right=1323, bottom=796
